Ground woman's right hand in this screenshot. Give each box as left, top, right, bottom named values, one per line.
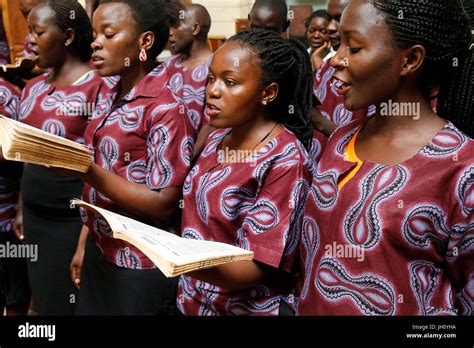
left=13, top=203, right=24, bottom=241
left=70, top=245, right=85, bottom=289
left=70, top=225, right=89, bottom=289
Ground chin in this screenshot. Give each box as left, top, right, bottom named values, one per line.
left=210, top=117, right=232, bottom=129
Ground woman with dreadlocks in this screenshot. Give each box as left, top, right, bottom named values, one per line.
left=177, top=29, right=314, bottom=316
left=298, top=0, right=473, bottom=315
left=14, top=0, right=107, bottom=315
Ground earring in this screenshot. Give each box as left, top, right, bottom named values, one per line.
left=262, top=100, right=268, bottom=106
left=139, top=49, right=148, bottom=62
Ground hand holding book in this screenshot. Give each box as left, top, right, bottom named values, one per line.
left=71, top=199, right=254, bottom=277
left=0, top=115, right=92, bottom=172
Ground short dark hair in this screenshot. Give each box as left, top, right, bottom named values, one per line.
left=251, top=0, right=288, bottom=31
left=304, top=9, right=329, bottom=29
left=100, top=0, right=184, bottom=58
left=46, top=0, right=93, bottom=62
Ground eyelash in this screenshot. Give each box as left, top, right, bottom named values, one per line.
left=349, top=47, right=361, bottom=54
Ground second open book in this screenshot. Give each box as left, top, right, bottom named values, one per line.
left=72, top=200, right=254, bottom=278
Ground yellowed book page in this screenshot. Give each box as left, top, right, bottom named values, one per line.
left=0, top=116, right=90, bottom=152
left=71, top=200, right=254, bottom=268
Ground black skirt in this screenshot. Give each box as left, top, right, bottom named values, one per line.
left=75, top=237, right=180, bottom=316
left=21, top=164, right=84, bottom=315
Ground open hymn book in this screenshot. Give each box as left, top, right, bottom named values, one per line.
left=71, top=199, right=254, bottom=278
left=0, top=115, right=92, bottom=172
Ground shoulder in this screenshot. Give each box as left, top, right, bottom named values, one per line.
left=24, top=72, right=49, bottom=89
left=255, top=127, right=315, bottom=180
left=0, top=78, right=20, bottom=97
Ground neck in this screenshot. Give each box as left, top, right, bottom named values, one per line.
left=372, top=88, right=438, bottom=134
left=228, top=112, right=277, bottom=149
left=119, top=60, right=157, bottom=98
left=184, top=39, right=212, bottom=62
left=50, top=54, right=88, bottom=84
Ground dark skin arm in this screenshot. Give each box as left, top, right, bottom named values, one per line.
left=311, top=106, right=338, bottom=137
left=187, top=260, right=264, bottom=290
left=71, top=162, right=181, bottom=223
left=187, top=259, right=289, bottom=291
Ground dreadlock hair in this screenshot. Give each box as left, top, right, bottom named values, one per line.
left=304, top=9, right=330, bottom=30
left=45, top=0, right=93, bottom=62
left=370, top=0, right=474, bottom=138
left=228, top=29, right=313, bottom=150
left=100, top=0, right=184, bottom=58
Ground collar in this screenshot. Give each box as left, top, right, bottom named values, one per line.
left=113, top=63, right=171, bottom=102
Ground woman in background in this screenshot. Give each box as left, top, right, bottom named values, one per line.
left=15, top=0, right=106, bottom=315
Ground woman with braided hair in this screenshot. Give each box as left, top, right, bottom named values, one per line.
left=177, top=28, right=314, bottom=316
left=298, top=0, right=473, bottom=315
left=14, top=0, right=108, bottom=315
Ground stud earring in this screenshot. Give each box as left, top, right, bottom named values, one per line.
left=262, top=100, right=268, bottom=106
left=139, top=49, right=148, bottom=62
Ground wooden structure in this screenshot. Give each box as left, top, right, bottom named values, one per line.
left=0, top=0, right=29, bottom=64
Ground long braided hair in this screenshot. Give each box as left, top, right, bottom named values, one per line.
left=228, top=29, right=313, bottom=150
left=371, top=0, right=474, bottom=137
left=46, top=0, right=93, bottom=62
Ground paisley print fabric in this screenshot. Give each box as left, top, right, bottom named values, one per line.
left=81, top=64, right=197, bottom=270
left=0, top=78, right=21, bottom=232
left=164, top=54, right=212, bottom=131
left=177, top=127, right=314, bottom=315
left=298, top=118, right=474, bottom=315
left=20, top=70, right=106, bottom=145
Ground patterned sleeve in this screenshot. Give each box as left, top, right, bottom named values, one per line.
left=145, top=101, right=194, bottom=191
left=448, top=165, right=474, bottom=315
left=0, top=82, right=20, bottom=120
left=234, top=155, right=311, bottom=273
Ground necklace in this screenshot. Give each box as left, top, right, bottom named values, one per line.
left=249, top=122, right=279, bottom=153
left=210, top=123, right=280, bottom=171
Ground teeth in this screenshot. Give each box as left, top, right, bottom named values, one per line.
left=333, top=79, right=345, bottom=89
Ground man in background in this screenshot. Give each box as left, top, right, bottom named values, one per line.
left=167, top=3, right=214, bottom=159
left=248, top=0, right=290, bottom=36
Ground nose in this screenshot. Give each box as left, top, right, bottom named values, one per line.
left=28, top=32, right=37, bottom=45
left=91, top=37, right=102, bottom=51
left=330, top=49, right=347, bottom=70
left=327, top=19, right=338, bottom=33
left=206, top=80, right=221, bottom=99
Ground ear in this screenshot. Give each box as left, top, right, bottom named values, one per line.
left=400, top=45, right=426, bottom=77
left=64, top=28, right=75, bottom=47
left=139, top=31, right=155, bottom=52
left=261, top=82, right=279, bottom=105
left=192, top=23, right=200, bottom=37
